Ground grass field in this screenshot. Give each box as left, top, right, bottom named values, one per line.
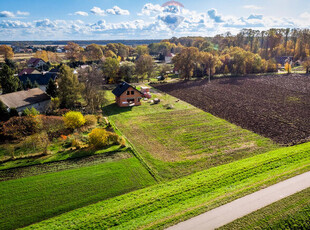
left=0, top=144, right=126, bottom=171
left=219, top=187, right=310, bottom=230
left=0, top=155, right=156, bottom=230
left=23, top=142, right=310, bottom=230
left=104, top=89, right=279, bottom=180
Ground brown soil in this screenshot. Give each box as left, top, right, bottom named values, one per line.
left=155, top=74, right=310, bottom=145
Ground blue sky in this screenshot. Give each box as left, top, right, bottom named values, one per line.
left=0, top=0, right=310, bottom=40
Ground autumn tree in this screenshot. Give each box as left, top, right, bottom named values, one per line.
left=85, top=44, right=104, bottom=61
left=35, top=50, right=49, bottom=62
left=199, top=52, right=222, bottom=81
left=135, top=54, right=155, bottom=81
left=64, top=42, right=84, bottom=62
left=303, top=57, right=310, bottom=73
left=285, top=62, right=292, bottom=74
left=57, top=65, right=84, bottom=108
left=78, top=64, right=106, bottom=113
left=103, top=57, right=120, bottom=84
left=0, top=64, right=20, bottom=94
left=0, top=45, right=14, bottom=59
left=173, top=47, right=200, bottom=80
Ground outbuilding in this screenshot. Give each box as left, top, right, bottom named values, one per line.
left=112, top=82, right=143, bottom=107
left=0, top=88, right=51, bottom=113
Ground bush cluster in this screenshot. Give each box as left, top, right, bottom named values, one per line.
left=63, top=111, right=86, bottom=130
left=88, top=128, right=125, bottom=149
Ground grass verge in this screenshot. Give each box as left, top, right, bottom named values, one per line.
left=23, top=142, right=310, bottom=230
left=0, top=156, right=156, bottom=230
left=219, top=187, right=310, bottom=230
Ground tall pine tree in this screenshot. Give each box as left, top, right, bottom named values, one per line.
left=46, top=78, right=58, bottom=98
left=57, top=65, right=84, bottom=108
left=0, top=64, right=20, bottom=94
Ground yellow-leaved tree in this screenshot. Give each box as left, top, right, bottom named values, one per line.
left=285, top=62, right=292, bottom=74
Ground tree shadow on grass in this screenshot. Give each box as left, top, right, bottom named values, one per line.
left=102, top=103, right=133, bottom=116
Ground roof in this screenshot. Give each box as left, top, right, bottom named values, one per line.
left=0, top=88, right=51, bottom=109
left=19, top=72, right=57, bottom=86
left=27, top=58, right=46, bottom=66
left=18, top=68, right=40, bottom=77
left=112, top=82, right=143, bottom=97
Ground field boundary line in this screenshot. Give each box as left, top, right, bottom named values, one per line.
left=109, top=119, right=160, bottom=182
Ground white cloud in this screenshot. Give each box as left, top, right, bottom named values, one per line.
left=243, top=5, right=263, bottom=10
left=91, top=7, right=105, bottom=16
left=35, top=19, right=56, bottom=28
left=139, top=3, right=163, bottom=16
left=0, top=20, right=32, bottom=28
left=16, top=11, right=30, bottom=16
left=106, top=6, right=130, bottom=15
left=74, top=11, right=88, bottom=17
left=0, top=11, right=15, bottom=18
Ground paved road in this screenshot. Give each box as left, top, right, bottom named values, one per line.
left=167, top=171, right=310, bottom=230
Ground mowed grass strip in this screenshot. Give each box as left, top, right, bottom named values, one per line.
left=219, top=187, right=310, bottom=230
left=23, top=142, right=310, bottom=230
left=0, top=157, right=156, bottom=230
left=106, top=90, right=278, bottom=180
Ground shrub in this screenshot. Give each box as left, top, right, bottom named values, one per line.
left=88, top=128, right=124, bottom=149
left=0, top=116, right=39, bottom=140
left=37, top=115, right=67, bottom=139
left=22, top=107, right=40, bottom=116
left=84, top=115, right=97, bottom=128
left=17, top=132, right=50, bottom=155
left=63, top=111, right=86, bottom=130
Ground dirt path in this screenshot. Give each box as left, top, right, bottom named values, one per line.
left=167, top=171, right=310, bottom=230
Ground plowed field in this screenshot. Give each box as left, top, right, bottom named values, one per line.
left=155, top=74, right=310, bottom=145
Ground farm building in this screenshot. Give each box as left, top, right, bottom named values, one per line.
left=0, top=88, right=51, bottom=113
left=112, top=82, right=143, bottom=107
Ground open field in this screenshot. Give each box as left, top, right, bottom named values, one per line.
left=219, top=187, right=310, bottom=230
left=22, top=142, right=310, bottom=230
left=104, top=89, right=278, bottom=180
left=0, top=53, right=66, bottom=62
left=155, top=74, right=310, bottom=145
left=0, top=155, right=156, bottom=230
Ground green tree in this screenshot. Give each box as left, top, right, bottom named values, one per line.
left=0, top=64, right=20, bottom=94
left=119, top=61, right=136, bottom=83
left=0, top=100, right=10, bottom=121
left=57, top=65, right=84, bottom=108
left=24, top=77, right=33, bottom=89
left=46, top=78, right=58, bottom=98
left=103, top=57, right=120, bottom=84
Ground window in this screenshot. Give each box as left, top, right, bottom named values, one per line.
left=131, top=91, right=134, bottom=95
left=127, top=91, right=130, bottom=95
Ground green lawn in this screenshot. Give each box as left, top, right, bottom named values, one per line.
left=219, top=187, right=310, bottom=230
left=104, top=89, right=279, bottom=180
left=0, top=156, right=156, bottom=230
left=23, top=142, right=310, bottom=230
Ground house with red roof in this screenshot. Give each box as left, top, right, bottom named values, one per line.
left=27, top=58, right=46, bottom=69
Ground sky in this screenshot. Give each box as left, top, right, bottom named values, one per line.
left=0, top=0, right=310, bottom=40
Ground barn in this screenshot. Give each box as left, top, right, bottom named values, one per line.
left=112, top=82, right=143, bottom=107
